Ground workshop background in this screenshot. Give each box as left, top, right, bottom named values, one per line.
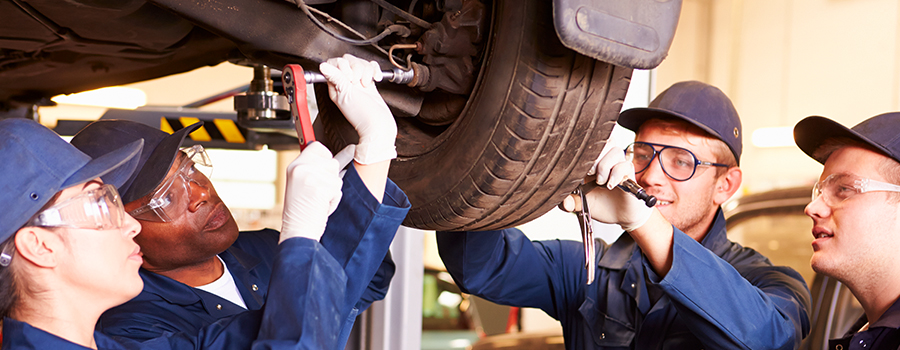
left=35, top=0, right=900, bottom=349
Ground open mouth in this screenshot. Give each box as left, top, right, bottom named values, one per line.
left=812, top=227, right=834, bottom=240
left=644, top=190, right=671, bottom=206
left=811, top=228, right=834, bottom=250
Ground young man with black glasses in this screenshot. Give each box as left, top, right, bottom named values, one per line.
left=437, top=81, right=812, bottom=349
left=795, top=113, right=900, bottom=349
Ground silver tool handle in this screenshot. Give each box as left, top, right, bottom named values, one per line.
left=575, top=185, right=596, bottom=285
left=302, top=68, right=415, bottom=85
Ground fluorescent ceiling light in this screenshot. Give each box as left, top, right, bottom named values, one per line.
left=751, top=126, right=795, bottom=148
left=51, top=87, right=147, bottom=109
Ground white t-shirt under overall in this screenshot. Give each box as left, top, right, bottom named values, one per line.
left=194, top=255, right=247, bottom=309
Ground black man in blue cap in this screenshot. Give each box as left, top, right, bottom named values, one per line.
left=69, top=55, right=410, bottom=350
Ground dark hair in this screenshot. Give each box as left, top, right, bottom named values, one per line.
left=0, top=236, right=20, bottom=319
left=0, top=191, right=62, bottom=319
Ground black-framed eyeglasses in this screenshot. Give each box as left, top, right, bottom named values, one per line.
left=626, top=141, right=729, bottom=181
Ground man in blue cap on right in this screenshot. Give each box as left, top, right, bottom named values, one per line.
left=437, top=81, right=811, bottom=349
left=795, top=113, right=900, bottom=349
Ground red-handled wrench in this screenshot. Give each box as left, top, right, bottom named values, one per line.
left=282, top=64, right=316, bottom=150
left=282, top=64, right=415, bottom=150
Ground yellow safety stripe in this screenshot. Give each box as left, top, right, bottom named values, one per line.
left=180, top=117, right=211, bottom=142
left=160, top=117, right=246, bottom=144
left=213, top=119, right=247, bottom=144
left=160, top=117, right=175, bottom=134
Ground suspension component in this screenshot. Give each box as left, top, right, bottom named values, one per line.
left=409, top=0, right=485, bottom=94
left=233, top=65, right=289, bottom=122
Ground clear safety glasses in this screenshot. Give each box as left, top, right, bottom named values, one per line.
left=812, top=173, right=900, bottom=207
left=1, top=184, right=127, bottom=266
left=26, top=183, right=126, bottom=230
left=626, top=141, right=729, bottom=181
left=0, top=242, right=14, bottom=267
left=128, top=145, right=212, bottom=222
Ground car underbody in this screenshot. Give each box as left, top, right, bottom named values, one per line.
left=0, top=0, right=680, bottom=231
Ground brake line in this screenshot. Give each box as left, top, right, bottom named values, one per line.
left=292, top=0, right=396, bottom=49
left=368, top=0, right=431, bottom=29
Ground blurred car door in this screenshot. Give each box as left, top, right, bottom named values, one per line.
left=724, top=187, right=863, bottom=350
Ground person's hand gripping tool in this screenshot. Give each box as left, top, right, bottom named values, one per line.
left=573, top=176, right=656, bottom=285
left=282, top=64, right=415, bottom=151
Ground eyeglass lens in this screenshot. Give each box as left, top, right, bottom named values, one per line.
left=628, top=143, right=698, bottom=181
left=129, top=146, right=211, bottom=222
left=812, top=174, right=861, bottom=206
left=29, top=184, right=125, bottom=230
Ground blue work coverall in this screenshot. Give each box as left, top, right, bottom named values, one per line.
left=437, top=209, right=811, bottom=349
left=829, top=298, right=900, bottom=350
left=97, top=166, right=410, bottom=349
left=3, top=237, right=347, bottom=349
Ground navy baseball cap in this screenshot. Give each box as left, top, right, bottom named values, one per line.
left=70, top=120, right=202, bottom=204
left=0, top=119, right=143, bottom=242
left=794, top=112, right=900, bottom=165
left=618, top=81, right=743, bottom=165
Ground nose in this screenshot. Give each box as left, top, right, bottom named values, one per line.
left=804, top=193, right=830, bottom=220
left=187, top=178, right=210, bottom=212
left=637, top=154, right=668, bottom=187
left=124, top=214, right=141, bottom=238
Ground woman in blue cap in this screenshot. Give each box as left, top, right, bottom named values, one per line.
left=0, top=118, right=350, bottom=349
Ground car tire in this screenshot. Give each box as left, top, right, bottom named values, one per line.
left=318, top=0, right=632, bottom=231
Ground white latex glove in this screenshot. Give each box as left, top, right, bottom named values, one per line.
left=583, top=143, right=653, bottom=232
left=280, top=142, right=344, bottom=243
left=334, top=143, right=356, bottom=178
left=320, top=54, right=398, bottom=165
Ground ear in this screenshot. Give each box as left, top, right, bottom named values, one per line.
left=713, top=166, right=742, bottom=206
left=14, top=227, right=62, bottom=268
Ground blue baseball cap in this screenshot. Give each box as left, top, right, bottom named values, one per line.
left=70, top=120, right=203, bottom=204
left=794, top=112, right=900, bottom=165
left=618, top=81, right=743, bottom=165
left=0, top=119, right=143, bottom=243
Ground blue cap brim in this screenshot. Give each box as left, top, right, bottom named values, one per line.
left=120, top=122, right=201, bottom=203
left=794, top=116, right=897, bottom=165
left=61, top=139, right=144, bottom=189
left=619, top=107, right=727, bottom=141
left=619, top=107, right=741, bottom=165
